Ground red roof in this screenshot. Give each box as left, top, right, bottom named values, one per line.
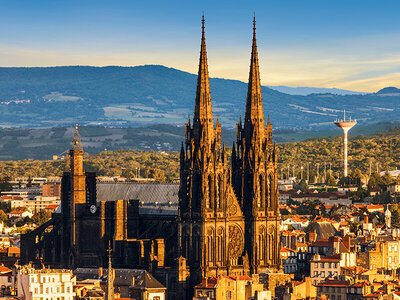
left=317, top=280, right=349, bottom=287
left=313, top=254, right=341, bottom=262
left=0, top=265, right=11, bottom=273
left=46, top=204, right=58, bottom=209
left=309, top=239, right=330, bottom=247
left=367, top=204, right=384, bottom=209
left=9, top=210, right=25, bottom=215
left=7, top=247, right=20, bottom=254
left=350, top=281, right=370, bottom=288
left=281, top=247, right=296, bottom=253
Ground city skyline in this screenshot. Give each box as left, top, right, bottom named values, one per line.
left=1, top=0, right=400, bottom=92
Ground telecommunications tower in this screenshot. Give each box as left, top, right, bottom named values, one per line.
left=334, top=110, right=357, bottom=177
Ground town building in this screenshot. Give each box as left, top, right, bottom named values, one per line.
left=310, top=252, right=356, bottom=285
left=42, top=183, right=61, bottom=197
left=17, top=266, right=76, bottom=300
left=193, top=275, right=268, bottom=300
left=316, top=280, right=349, bottom=300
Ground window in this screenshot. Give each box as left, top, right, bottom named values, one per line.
left=227, top=291, right=231, bottom=299
left=153, top=297, right=160, bottom=300
left=338, top=296, right=342, bottom=300
left=389, top=246, right=392, bottom=252
left=389, top=257, right=392, bottom=263
left=395, top=245, right=398, bottom=252
left=314, top=271, right=318, bottom=276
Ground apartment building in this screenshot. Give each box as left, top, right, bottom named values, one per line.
left=17, top=266, right=76, bottom=300
left=310, top=253, right=356, bottom=286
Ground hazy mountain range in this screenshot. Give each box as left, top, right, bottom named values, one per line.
left=0, top=65, right=398, bottom=130
left=267, top=86, right=366, bottom=96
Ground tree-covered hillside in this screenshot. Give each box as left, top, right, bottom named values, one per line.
left=2, top=126, right=400, bottom=181
left=0, top=65, right=399, bottom=129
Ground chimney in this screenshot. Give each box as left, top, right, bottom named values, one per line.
left=329, top=236, right=340, bottom=254
left=364, top=215, right=369, bottom=224
left=98, top=267, right=103, bottom=278
left=309, top=230, right=317, bottom=243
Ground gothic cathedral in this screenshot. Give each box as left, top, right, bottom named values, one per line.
left=178, top=16, right=281, bottom=284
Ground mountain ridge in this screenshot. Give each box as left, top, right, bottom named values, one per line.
left=0, top=65, right=398, bottom=130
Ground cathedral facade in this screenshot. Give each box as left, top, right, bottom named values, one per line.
left=178, top=16, right=281, bottom=285
left=21, top=16, right=281, bottom=299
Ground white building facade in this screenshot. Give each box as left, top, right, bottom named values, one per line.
left=17, top=266, right=76, bottom=300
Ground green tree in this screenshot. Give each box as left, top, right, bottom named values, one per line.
left=0, top=209, right=8, bottom=224
left=32, top=210, right=51, bottom=226
left=372, top=191, right=392, bottom=204
left=368, top=172, right=382, bottom=190
left=391, top=205, right=400, bottom=226
left=326, top=175, right=336, bottom=186
left=297, top=179, right=308, bottom=191
left=0, top=176, right=12, bottom=192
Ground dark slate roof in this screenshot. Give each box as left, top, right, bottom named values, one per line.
left=96, top=183, right=179, bottom=216
left=308, top=222, right=339, bottom=240
left=74, top=268, right=166, bottom=290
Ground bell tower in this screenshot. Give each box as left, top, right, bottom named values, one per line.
left=232, top=17, right=281, bottom=273
left=69, top=125, right=86, bottom=245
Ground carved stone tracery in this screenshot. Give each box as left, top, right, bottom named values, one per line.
left=228, top=225, right=243, bottom=258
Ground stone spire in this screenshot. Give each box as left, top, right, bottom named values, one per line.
left=385, top=205, right=392, bottom=229
left=244, top=16, right=266, bottom=143
left=193, top=14, right=214, bottom=145
left=71, top=124, right=82, bottom=150
left=105, top=243, right=114, bottom=300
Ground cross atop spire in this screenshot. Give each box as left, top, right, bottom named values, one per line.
left=244, top=15, right=265, bottom=142
left=71, top=124, right=83, bottom=150
left=202, top=12, right=205, bottom=33
left=253, top=13, right=256, bottom=35
left=193, top=14, right=214, bottom=145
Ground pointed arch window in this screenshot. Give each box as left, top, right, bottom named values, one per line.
left=216, top=175, right=222, bottom=209
left=267, top=174, right=273, bottom=208
left=259, top=174, right=264, bottom=208
left=258, top=234, right=263, bottom=260
left=193, top=173, right=201, bottom=209
left=208, top=175, right=213, bottom=208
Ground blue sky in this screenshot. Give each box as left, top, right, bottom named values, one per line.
left=1, top=0, right=400, bottom=91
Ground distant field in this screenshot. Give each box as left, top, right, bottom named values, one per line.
left=0, top=121, right=396, bottom=160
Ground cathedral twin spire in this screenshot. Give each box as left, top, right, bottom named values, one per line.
left=192, top=15, right=267, bottom=147
left=192, top=15, right=215, bottom=147
left=244, top=16, right=267, bottom=144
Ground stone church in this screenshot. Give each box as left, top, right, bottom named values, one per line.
left=21, top=16, right=281, bottom=298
